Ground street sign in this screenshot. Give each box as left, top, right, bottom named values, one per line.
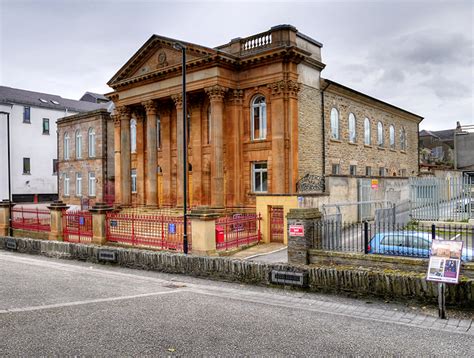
left=371, top=179, right=379, bottom=189
left=289, top=225, right=304, bottom=237
left=168, top=223, right=176, bottom=234
left=426, top=240, right=463, bottom=284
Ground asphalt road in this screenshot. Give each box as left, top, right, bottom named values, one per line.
left=1, top=251, right=473, bottom=356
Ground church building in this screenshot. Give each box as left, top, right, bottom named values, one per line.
left=104, top=24, right=422, bottom=209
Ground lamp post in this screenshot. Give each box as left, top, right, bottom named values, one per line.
left=0, top=111, right=12, bottom=236
left=173, top=42, right=189, bottom=254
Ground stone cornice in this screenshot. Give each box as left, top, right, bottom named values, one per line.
left=205, top=85, right=228, bottom=101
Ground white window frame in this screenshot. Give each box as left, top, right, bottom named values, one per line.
left=251, top=95, right=267, bottom=140
left=75, top=130, right=82, bottom=159
left=330, top=108, right=339, bottom=140
left=88, top=127, right=95, bottom=157
left=130, top=119, right=137, bottom=153
left=64, top=174, right=70, bottom=196
left=389, top=125, right=395, bottom=149
left=348, top=113, right=356, bottom=143
left=64, top=133, right=70, bottom=160
left=364, top=118, right=371, bottom=145
left=377, top=121, right=384, bottom=146
left=131, top=169, right=137, bottom=193
left=88, top=172, right=96, bottom=197
left=252, top=162, right=268, bottom=193
left=76, top=172, right=82, bottom=197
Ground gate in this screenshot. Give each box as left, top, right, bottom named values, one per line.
left=269, top=206, right=284, bottom=243
left=63, top=210, right=93, bottom=243
left=357, top=179, right=373, bottom=221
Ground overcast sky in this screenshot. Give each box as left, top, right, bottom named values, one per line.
left=0, top=0, right=472, bottom=130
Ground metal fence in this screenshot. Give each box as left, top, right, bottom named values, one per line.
left=409, top=176, right=473, bottom=221
left=11, top=206, right=50, bottom=232
left=215, top=213, right=261, bottom=251
left=313, top=220, right=474, bottom=262
left=63, top=210, right=93, bottom=243
left=106, top=212, right=191, bottom=251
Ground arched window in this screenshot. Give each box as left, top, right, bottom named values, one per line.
left=64, top=132, right=70, bottom=160
left=207, top=105, right=211, bottom=144
left=88, top=127, right=95, bottom=157
left=400, top=127, right=407, bottom=151
left=348, top=113, right=356, bottom=143
left=377, top=121, right=384, bottom=146
left=389, top=125, right=395, bottom=149
left=130, top=119, right=137, bottom=153
left=330, top=108, right=339, bottom=139
left=251, top=95, right=266, bottom=140
left=157, top=115, right=161, bottom=149
left=364, top=118, right=371, bottom=145
left=75, top=130, right=82, bottom=159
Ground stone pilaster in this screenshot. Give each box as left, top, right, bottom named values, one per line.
left=143, top=100, right=158, bottom=207
left=0, top=200, right=12, bottom=236
left=134, top=111, right=145, bottom=204
left=118, top=106, right=132, bottom=206
left=89, top=202, right=113, bottom=245
left=286, top=208, right=321, bottom=265
left=205, top=85, right=228, bottom=208
left=227, top=89, right=243, bottom=207
left=161, top=108, right=172, bottom=206
left=112, top=114, right=122, bottom=205
left=172, top=93, right=184, bottom=207
left=190, top=101, right=202, bottom=206
left=47, top=201, right=69, bottom=241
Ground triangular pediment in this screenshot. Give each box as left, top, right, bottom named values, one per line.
left=108, top=35, right=218, bottom=87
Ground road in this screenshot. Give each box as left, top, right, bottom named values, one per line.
left=0, top=251, right=473, bottom=356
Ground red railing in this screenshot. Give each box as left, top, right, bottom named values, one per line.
left=106, top=212, right=191, bottom=252
left=11, top=206, right=50, bottom=232
left=63, top=210, right=93, bottom=243
left=215, top=213, right=261, bottom=251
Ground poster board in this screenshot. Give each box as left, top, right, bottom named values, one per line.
left=426, top=240, right=463, bottom=284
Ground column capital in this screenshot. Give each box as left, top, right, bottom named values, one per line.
left=205, top=85, right=228, bottom=101
left=133, top=111, right=145, bottom=123
left=171, top=93, right=183, bottom=108
left=267, top=79, right=300, bottom=97
left=111, top=114, right=121, bottom=127
left=116, top=105, right=131, bottom=119
left=142, top=100, right=157, bottom=115
left=228, top=89, right=244, bottom=105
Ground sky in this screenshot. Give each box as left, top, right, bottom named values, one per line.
left=0, top=0, right=472, bottom=130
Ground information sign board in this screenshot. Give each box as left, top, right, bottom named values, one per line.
left=289, top=225, right=305, bottom=237
left=426, top=240, right=463, bottom=284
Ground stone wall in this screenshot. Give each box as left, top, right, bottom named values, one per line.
left=2, top=236, right=473, bottom=307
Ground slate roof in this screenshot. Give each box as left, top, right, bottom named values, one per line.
left=80, top=91, right=110, bottom=102
left=432, top=129, right=455, bottom=141
left=0, top=86, right=107, bottom=113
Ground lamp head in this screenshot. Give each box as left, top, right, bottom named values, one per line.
left=173, top=42, right=186, bottom=51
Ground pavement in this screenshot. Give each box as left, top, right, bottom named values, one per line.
left=230, top=242, right=287, bottom=262
left=1, top=250, right=473, bottom=356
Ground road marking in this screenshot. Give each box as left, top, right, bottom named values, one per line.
left=0, top=290, right=187, bottom=315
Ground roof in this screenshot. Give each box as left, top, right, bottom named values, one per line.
left=80, top=91, right=110, bottom=102
left=432, top=129, right=455, bottom=141
left=419, top=130, right=439, bottom=138
left=0, top=86, right=107, bottom=113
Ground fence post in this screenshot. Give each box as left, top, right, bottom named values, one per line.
left=47, top=201, right=69, bottom=241
left=287, top=208, right=321, bottom=265
left=0, top=200, right=12, bottom=236
left=364, top=221, right=369, bottom=254
left=187, top=206, right=220, bottom=256
left=89, top=202, right=113, bottom=245
left=431, top=224, right=436, bottom=240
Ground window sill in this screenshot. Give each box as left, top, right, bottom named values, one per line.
left=348, top=141, right=358, bottom=146
left=22, top=173, right=31, bottom=175
left=42, top=132, right=50, bottom=135
left=23, top=121, right=31, bottom=124
left=364, top=144, right=372, bottom=148
left=389, top=148, right=396, bottom=152
left=400, top=150, right=407, bottom=154
left=329, top=138, right=342, bottom=143
left=377, top=146, right=385, bottom=151
left=88, top=196, right=96, bottom=199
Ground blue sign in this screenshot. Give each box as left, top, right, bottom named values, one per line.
left=79, top=217, right=85, bottom=226
left=168, top=223, right=176, bottom=234
left=110, top=220, right=118, bottom=228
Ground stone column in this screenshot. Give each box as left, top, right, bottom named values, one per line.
left=120, top=106, right=132, bottom=206
left=47, top=201, right=69, bottom=241
left=287, top=80, right=300, bottom=193
left=190, top=102, right=202, bottom=206
left=205, top=85, right=228, bottom=208
left=0, top=200, right=12, bottom=236
left=89, top=202, right=113, bottom=245
left=287, top=208, right=321, bottom=265
left=161, top=108, right=172, bottom=206
left=135, top=111, right=145, bottom=204
left=227, top=89, right=243, bottom=207
left=113, top=114, right=122, bottom=205
left=172, top=94, right=184, bottom=207
left=188, top=207, right=220, bottom=255
left=143, top=100, right=158, bottom=207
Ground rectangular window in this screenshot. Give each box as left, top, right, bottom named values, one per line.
left=379, top=167, right=385, bottom=177
left=42, top=118, right=50, bottom=134
left=23, top=158, right=31, bottom=174
left=252, top=162, right=268, bottom=193
left=88, top=172, right=96, bottom=197
left=23, top=106, right=30, bottom=123
left=53, top=159, right=58, bottom=175
left=349, top=165, right=357, bottom=176
left=64, top=174, right=70, bottom=196
left=76, top=173, right=82, bottom=196
left=365, top=166, right=372, bottom=176
left=331, top=164, right=340, bottom=175
left=131, top=169, right=137, bottom=193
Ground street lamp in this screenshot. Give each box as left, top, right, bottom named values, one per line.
left=0, top=111, right=12, bottom=236
left=173, top=41, right=189, bottom=254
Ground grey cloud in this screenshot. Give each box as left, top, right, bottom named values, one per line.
left=422, top=76, right=471, bottom=100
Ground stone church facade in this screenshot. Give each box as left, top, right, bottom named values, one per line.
left=104, top=25, right=422, bottom=209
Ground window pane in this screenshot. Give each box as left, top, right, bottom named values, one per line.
left=261, top=170, right=268, bottom=192
left=331, top=108, right=339, bottom=139
left=253, top=107, right=260, bottom=139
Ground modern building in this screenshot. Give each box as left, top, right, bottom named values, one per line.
left=58, top=24, right=422, bottom=209
left=0, top=86, right=106, bottom=202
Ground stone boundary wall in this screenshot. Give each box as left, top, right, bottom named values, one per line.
left=1, top=236, right=473, bottom=308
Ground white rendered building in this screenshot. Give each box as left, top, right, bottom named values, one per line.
left=0, top=86, right=106, bottom=202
